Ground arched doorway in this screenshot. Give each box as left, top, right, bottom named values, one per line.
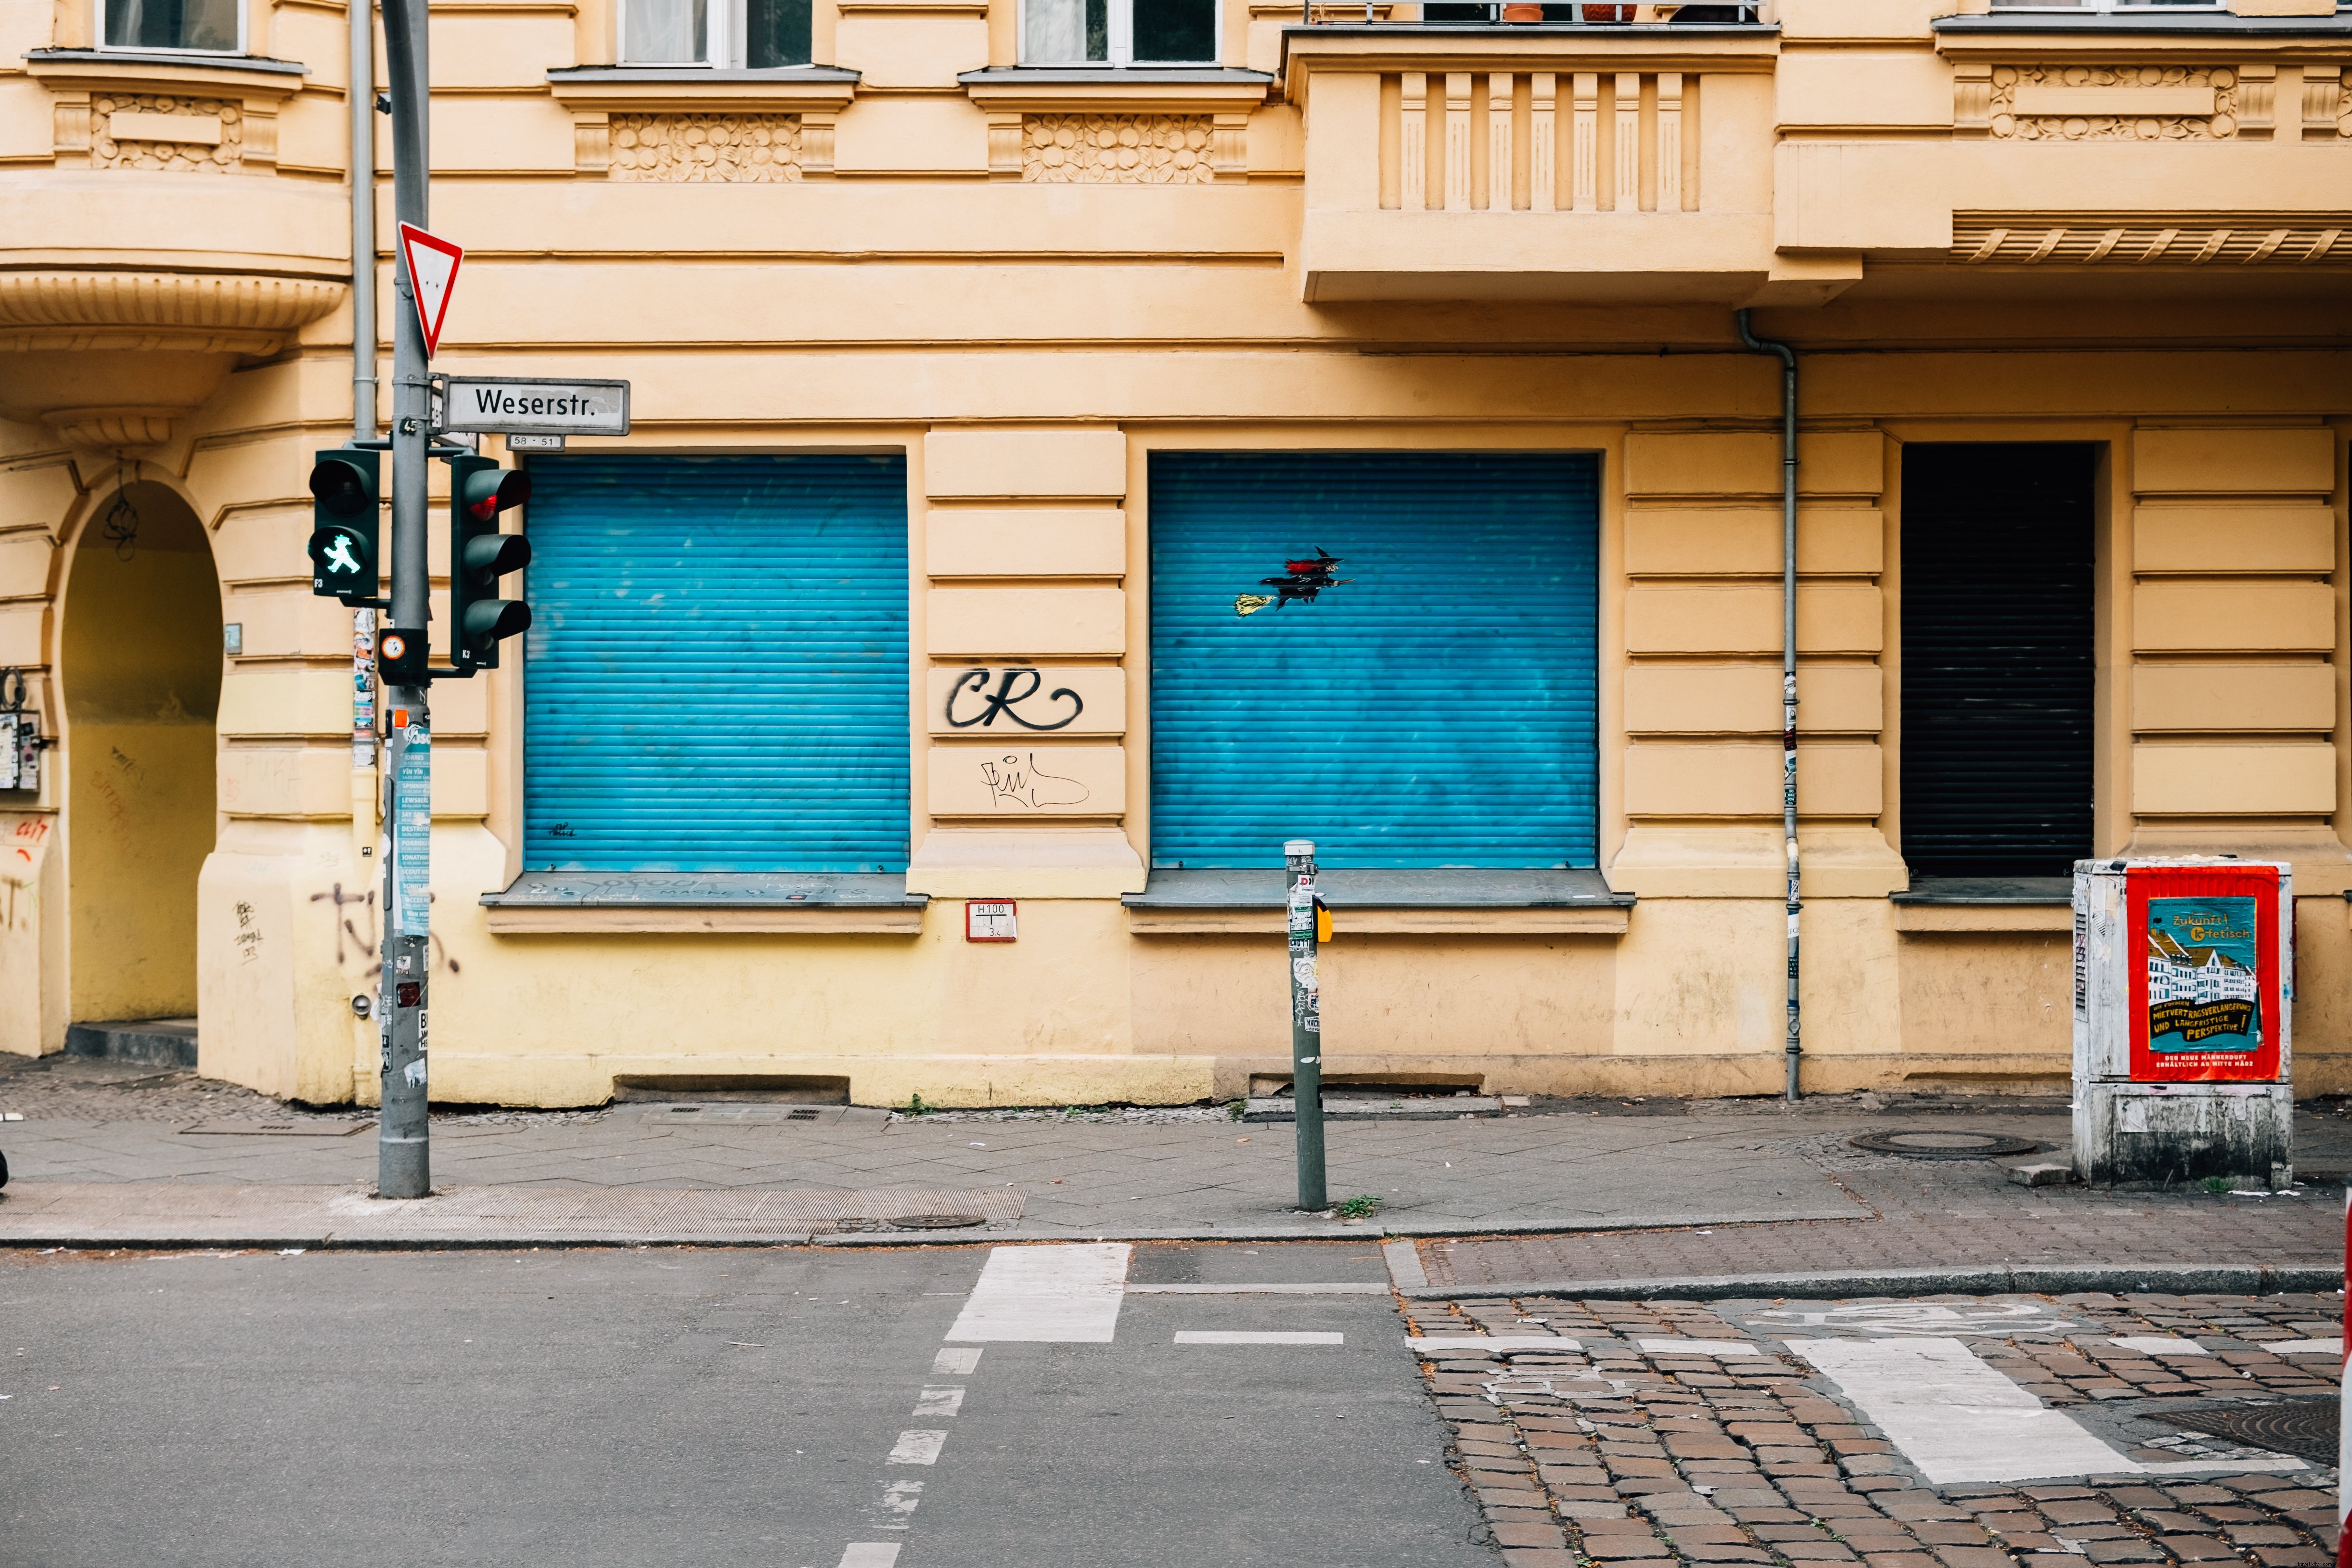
left=60, top=480, right=222, bottom=1041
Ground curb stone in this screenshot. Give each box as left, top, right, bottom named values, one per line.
left=1395, top=1261, right=2344, bottom=1301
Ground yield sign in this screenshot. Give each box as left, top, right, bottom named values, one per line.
left=396, top=222, right=463, bottom=357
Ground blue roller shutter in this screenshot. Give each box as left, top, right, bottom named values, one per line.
left=521, top=452, right=909, bottom=873
left=1149, top=451, right=1599, bottom=870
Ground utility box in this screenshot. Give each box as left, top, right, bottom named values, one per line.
left=2072, top=858, right=2293, bottom=1189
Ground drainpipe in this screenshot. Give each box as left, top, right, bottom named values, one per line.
left=351, top=0, right=376, bottom=440
left=1736, top=308, right=1800, bottom=1103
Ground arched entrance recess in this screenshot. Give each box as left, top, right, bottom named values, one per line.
left=60, top=480, right=223, bottom=1032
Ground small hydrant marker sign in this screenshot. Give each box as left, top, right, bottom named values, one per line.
left=2128, top=864, right=2282, bottom=1082
left=966, top=900, right=1017, bottom=942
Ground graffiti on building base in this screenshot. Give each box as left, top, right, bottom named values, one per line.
left=980, top=753, right=1088, bottom=810
left=945, top=668, right=1083, bottom=731
left=310, top=881, right=461, bottom=977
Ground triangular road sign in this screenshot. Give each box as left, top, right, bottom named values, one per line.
left=396, top=222, right=463, bottom=357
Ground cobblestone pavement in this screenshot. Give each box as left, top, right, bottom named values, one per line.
left=1403, top=1292, right=2346, bottom=1568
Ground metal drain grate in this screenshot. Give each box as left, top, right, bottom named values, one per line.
left=1848, top=1129, right=2040, bottom=1160
left=2159, top=1399, right=2340, bottom=1464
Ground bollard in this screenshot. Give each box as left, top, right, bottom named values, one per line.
left=1286, top=839, right=1327, bottom=1212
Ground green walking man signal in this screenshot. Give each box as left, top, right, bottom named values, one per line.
left=447, top=453, right=532, bottom=673
left=306, top=449, right=380, bottom=605
left=308, top=446, right=532, bottom=681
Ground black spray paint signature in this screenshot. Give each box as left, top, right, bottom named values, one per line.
left=946, top=668, right=1083, bottom=732
left=1235, top=548, right=1353, bottom=617
left=980, top=753, right=1090, bottom=810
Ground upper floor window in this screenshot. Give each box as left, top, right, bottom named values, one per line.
left=621, top=0, right=812, bottom=66
left=1985, top=0, right=2221, bottom=9
left=1022, top=0, right=1215, bottom=65
left=101, top=0, right=242, bottom=53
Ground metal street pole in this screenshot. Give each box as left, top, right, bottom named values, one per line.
left=1285, top=838, right=1326, bottom=1212
left=376, top=0, right=431, bottom=1198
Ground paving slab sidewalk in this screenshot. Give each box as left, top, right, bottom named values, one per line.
left=1, top=1056, right=2348, bottom=1275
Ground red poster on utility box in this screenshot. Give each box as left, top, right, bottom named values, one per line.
left=2127, top=862, right=2282, bottom=1083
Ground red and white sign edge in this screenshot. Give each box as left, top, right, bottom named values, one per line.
left=396, top=222, right=463, bottom=357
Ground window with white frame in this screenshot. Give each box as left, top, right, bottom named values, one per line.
left=620, top=0, right=812, bottom=66
left=1022, top=0, right=1215, bottom=65
left=101, top=0, right=242, bottom=53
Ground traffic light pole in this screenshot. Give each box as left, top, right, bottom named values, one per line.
left=377, top=0, right=431, bottom=1199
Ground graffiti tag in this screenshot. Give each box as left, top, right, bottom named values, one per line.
left=945, top=668, right=1084, bottom=732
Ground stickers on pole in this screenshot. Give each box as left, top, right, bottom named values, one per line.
left=392, top=719, right=431, bottom=931
left=396, top=223, right=463, bottom=357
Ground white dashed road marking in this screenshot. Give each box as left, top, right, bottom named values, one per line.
left=1639, top=1338, right=1762, bottom=1358
left=1794, top=1337, right=2304, bottom=1484
left=932, top=1347, right=982, bottom=1375
left=836, top=1545, right=900, bottom=1568
left=2269, top=1337, right=2343, bottom=1356
left=913, top=1387, right=965, bottom=1417
left=946, top=1244, right=1130, bottom=1343
left=1408, top=1336, right=1581, bottom=1355
left=887, top=1431, right=947, bottom=1466
left=2108, top=1336, right=2210, bottom=1357
left=1173, top=1331, right=1344, bottom=1345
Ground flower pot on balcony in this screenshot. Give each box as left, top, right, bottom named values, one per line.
left=1502, top=2, right=1542, bottom=18
left=1579, top=2, right=1633, bottom=18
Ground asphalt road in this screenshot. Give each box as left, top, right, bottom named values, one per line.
left=0, top=1241, right=1491, bottom=1568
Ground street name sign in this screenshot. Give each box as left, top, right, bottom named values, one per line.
left=437, top=376, right=631, bottom=437
left=396, top=222, right=462, bottom=357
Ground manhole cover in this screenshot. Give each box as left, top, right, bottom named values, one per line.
left=1848, top=1129, right=2039, bottom=1159
left=2160, top=1399, right=2339, bottom=1463
left=887, top=1214, right=986, bottom=1230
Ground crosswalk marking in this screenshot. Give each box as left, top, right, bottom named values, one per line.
left=945, top=1244, right=1130, bottom=1343
left=836, top=1546, right=900, bottom=1568
left=886, top=1431, right=947, bottom=1466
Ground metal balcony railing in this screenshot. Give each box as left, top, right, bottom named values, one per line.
left=1296, top=2, right=1763, bottom=26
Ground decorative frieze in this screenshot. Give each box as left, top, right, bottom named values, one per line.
left=607, top=114, right=801, bottom=181
left=1953, top=217, right=2351, bottom=266
left=1983, top=64, right=2240, bottom=141
left=1022, top=115, right=1217, bottom=184
left=90, top=94, right=240, bottom=171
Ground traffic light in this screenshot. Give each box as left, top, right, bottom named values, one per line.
left=306, top=450, right=380, bottom=604
left=447, top=454, right=532, bottom=671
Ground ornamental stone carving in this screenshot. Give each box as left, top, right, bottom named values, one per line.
left=1022, top=115, right=1217, bottom=184
left=1988, top=65, right=2239, bottom=141
left=90, top=94, right=241, bottom=171
left=607, top=115, right=801, bottom=181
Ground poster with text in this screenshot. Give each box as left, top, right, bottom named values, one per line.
left=2128, top=865, right=2281, bottom=1082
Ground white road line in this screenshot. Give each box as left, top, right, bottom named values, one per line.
left=2109, top=1336, right=2211, bottom=1357
left=1795, top=1337, right=2132, bottom=1485
left=1794, top=1337, right=2301, bottom=1484
left=1640, top=1338, right=1763, bottom=1358
left=2269, top=1337, right=2344, bottom=1356
left=1408, top=1336, right=1581, bottom=1355
left=945, top=1243, right=1130, bottom=1343
left=874, top=1480, right=922, bottom=1528
left=837, top=1546, right=900, bottom=1568
left=1128, top=1283, right=1389, bottom=1295
left=886, top=1431, right=947, bottom=1465
left=932, top=1346, right=982, bottom=1375
left=913, top=1386, right=965, bottom=1417
left=1173, top=1331, right=1344, bottom=1345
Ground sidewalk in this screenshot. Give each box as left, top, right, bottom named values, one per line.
left=1, top=1054, right=2346, bottom=1285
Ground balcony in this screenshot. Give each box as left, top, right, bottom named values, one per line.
left=1285, top=17, right=1797, bottom=303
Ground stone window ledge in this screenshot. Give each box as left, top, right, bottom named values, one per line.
left=1936, top=14, right=2352, bottom=39
left=26, top=49, right=307, bottom=88
left=1891, top=874, right=2072, bottom=933
left=546, top=67, right=861, bottom=176
left=1124, top=867, right=1632, bottom=936
left=482, top=871, right=925, bottom=934
left=959, top=66, right=1275, bottom=112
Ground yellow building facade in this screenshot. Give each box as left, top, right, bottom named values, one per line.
left=1, top=0, right=2348, bottom=1107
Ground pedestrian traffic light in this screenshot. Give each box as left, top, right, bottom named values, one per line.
left=306, top=450, right=380, bottom=604
left=446, top=454, right=532, bottom=671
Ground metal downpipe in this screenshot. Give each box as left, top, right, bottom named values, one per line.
left=1736, top=308, right=1801, bottom=1103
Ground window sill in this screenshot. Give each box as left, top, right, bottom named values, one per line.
left=959, top=65, right=1275, bottom=112
left=482, top=871, right=925, bottom=934
left=1937, top=13, right=2352, bottom=37
left=547, top=65, right=861, bottom=112
left=24, top=48, right=308, bottom=96
left=1891, top=875, right=2072, bottom=933
left=1123, top=867, right=1632, bottom=936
